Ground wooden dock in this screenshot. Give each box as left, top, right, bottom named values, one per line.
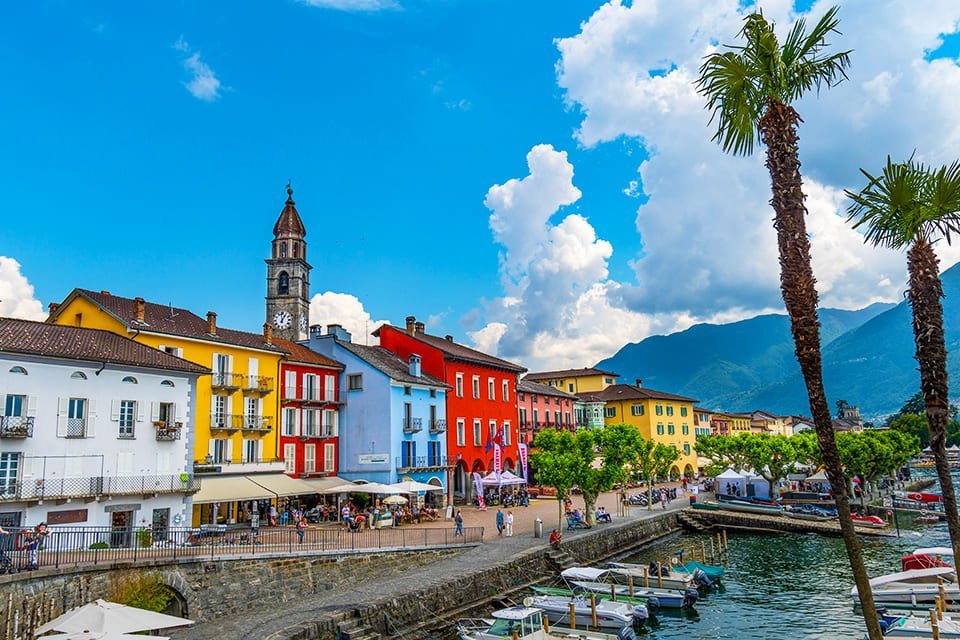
left=680, top=508, right=895, bottom=537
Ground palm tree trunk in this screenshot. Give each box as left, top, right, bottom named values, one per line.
left=760, top=101, right=882, bottom=640
left=907, top=239, right=960, bottom=560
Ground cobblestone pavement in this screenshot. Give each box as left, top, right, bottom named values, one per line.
left=170, top=488, right=693, bottom=640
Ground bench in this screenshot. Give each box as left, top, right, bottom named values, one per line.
left=566, top=515, right=588, bottom=530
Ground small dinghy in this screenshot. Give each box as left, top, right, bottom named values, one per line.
left=882, top=613, right=960, bottom=637
left=606, top=562, right=698, bottom=591
left=851, top=566, right=960, bottom=605
left=523, top=595, right=648, bottom=633
left=457, top=606, right=636, bottom=640
left=784, top=503, right=837, bottom=521
left=851, top=513, right=888, bottom=528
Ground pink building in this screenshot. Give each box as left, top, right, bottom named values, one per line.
left=516, top=378, right=577, bottom=445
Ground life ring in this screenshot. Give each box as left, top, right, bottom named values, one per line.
left=14, top=531, right=28, bottom=551
left=671, top=556, right=679, bottom=566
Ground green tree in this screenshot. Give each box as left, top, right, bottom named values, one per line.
left=741, top=434, right=797, bottom=500
left=694, top=434, right=750, bottom=475
left=531, top=428, right=580, bottom=531
left=889, top=413, right=931, bottom=449
left=695, top=9, right=880, bottom=635
left=847, top=157, right=960, bottom=566
left=632, top=439, right=681, bottom=510
left=571, top=425, right=640, bottom=525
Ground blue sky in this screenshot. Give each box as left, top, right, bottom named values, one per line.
left=3, top=1, right=960, bottom=369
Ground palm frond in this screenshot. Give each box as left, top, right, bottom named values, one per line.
left=921, top=160, right=960, bottom=245
left=845, top=157, right=922, bottom=250
left=696, top=50, right=763, bottom=155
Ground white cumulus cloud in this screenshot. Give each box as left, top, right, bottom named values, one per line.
left=174, top=38, right=224, bottom=102
left=309, top=291, right=390, bottom=345
left=0, top=257, right=45, bottom=321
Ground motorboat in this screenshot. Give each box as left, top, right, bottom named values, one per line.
left=715, top=495, right=783, bottom=515
left=779, top=490, right=835, bottom=507
left=690, top=500, right=720, bottom=511
left=881, top=613, right=960, bottom=637
left=608, top=559, right=721, bottom=586
left=784, top=503, right=837, bottom=521
left=674, top=560, right=725, bottom=582
left=522, top=595, right=648, bottom=633
left=903, top=548, right=954, bottom=571
left=606, top=562, right=698, bottom=591
left=851, top=513, right=887, bottom=528
left=457, top=606, right=637, bottom=640
left=851, top=567, right=960, bottom=605
left=555, top=568, right=699, bottom=609
left=896, top=491, right=944, bottom=504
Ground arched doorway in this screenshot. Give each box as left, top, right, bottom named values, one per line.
left=470, top=460, right=486, bottom=502
left=503, top=458, right=515, bottom=474
left=683, top=464, right=694, bottom=478
left=454, top=461, right=468, bottom=499
left=669, top=465, right=681, bottom=481
left=426, top=476, right=444, bottom=507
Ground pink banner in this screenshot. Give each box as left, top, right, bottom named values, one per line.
left=493, top=443, right=503, bottom=474
left=518, top=442, right=528, bottom=480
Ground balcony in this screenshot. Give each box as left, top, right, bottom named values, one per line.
left=282, top=386, right=340, bottom=405
left=429, top=419, right=447, bottom=434
left=243, top=375, right=274, bottom=395
left=154, top=421, right=183, bottom=441
left=65, top=418, right=88, bottom=439
left=0, top=416, right=33, bottom=438
left=0, top=473, right=200, bottom=503
left=403, top=417, right=422, bottom=434
left=210, top=413, right=243, bottom=433
left=396, top=455, right=451, bottom=472
left=210, top=373, right=243, bottom=393
left=240, top=415, right=273, bottom=433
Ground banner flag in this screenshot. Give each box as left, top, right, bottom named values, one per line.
left=518, top=442, right=529, bottom=480
left=494, top=443, right=503, bottom=474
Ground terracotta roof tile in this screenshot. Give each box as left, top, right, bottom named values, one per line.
left=336, top=341, right=448, bottom=387
left=517, top=378, right=578, bottom=400
left=376, top=325, right=525, bottom=373
left=273, top=337, right=342, bottom=369
left=0, top=317, right=209, bottom=375
left=592, top=384, right=698, bottom=404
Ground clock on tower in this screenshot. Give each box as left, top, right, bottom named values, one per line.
left=265, top=184, right=311, bottom=342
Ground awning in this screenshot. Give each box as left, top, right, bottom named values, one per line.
left=192, top=476, right=275, bottom=504
left=299, top=476, right=355, bottom=493
left=246, top=473, right=319, bottom=497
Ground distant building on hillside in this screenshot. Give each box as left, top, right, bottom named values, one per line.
left=524, top=367, right=618, bottom=395
left=832, top=405, right=864, bottom=432
left=784, top=415, right=815, bottom=433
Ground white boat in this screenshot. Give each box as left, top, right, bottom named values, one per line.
left=457, top=606, right=635, bottom=640
left=851, top=567, right=960, bottom=605
left=884, top=614, right=960, bottom=637
left=522, top=595, right=648, bottom=633
left=559, top=567, right=698, bottom=609
left=606, top=562, right=695, bottom=591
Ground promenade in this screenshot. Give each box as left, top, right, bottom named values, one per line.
left=169, top=489, right=692, bottom=640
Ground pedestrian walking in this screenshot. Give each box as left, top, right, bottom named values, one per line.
left=296, top=515, right=308, bottom=544
left=454, top=510, right=464, bottom=536
left=496, top=509, right=504, bottom=536
left=505, top=510, right=514, bottom=537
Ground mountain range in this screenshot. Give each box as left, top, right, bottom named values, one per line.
left=596, top=263, right=960, bottom=419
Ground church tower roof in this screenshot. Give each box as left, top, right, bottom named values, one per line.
left=273, top=183, right=306, bottom=238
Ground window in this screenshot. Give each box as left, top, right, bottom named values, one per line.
left=604, top=407, right=616, bottom=418
left=631, top=404, right=645, bottom=416
left=324, top=374, right=336, bottom=402
left=472, top=376, right=480, bottom=399
left=604, top=377, right=613, bottom=384
left=428, top=440, right=441, bottom=466
left=211, top=438, right=228, bottom=463
left=503, top=421, right=511, bottom=446
left=532, top=409, right=539, bottom=424
left=322, top=409, right=338, bottom=436
left=666, top=405, right=674, bottom=417
left=303, top=409, right=317, bottom=437
left=66, top=398, right=87, bottom=437
left=455, top=373, right=464, bottom=398
left=280, top=242, right=287, bottom=258
left=488, top=378, right=495, bottom=400
left=457, top=418, right=465, bottom=447
left=324, top=443, right=336, bottom=471
left=555, top=398, right=561, bottom=406
left=243, top=439, right=260, bottom=464
left=304, top=444, right=316, bottom=473
left=518, top=392, right=525, bottom=402
left=683, top=443, right=691, bottom=455
left=304, top=374, right=317, bottom=400
left=71, top=371, right=87, bottom=380
left=160, top=345, right=183, bottom=359
left=284, top=444, right=296, bottom=474
left=656, top=423, right=664, bottom=435
left=502, top=380, right=509, bottom=402
left=160, top=380, right=175, bottom=387
left=519, top=408, right=527, bottom=425
left=680, top=406, right=688, bottom=417
left=473, top=419, right=482, bottom=446
left=568, top=383, right=574, bottom=392
left=278, top=271, right=290, bottom=295
left=429, top=389, right=437, bottom=398
left=404, top=402, right=413, bottom=431
left=4, top=395, right=25, bottom=418
left=404, top=386, right=412, bottom=396
left=0, top=453, right=20, bottom=498
left=655, top=404, right=663, bottom=416
left=212, top=395, right=227, bottom=427
left=682, top=424, right=689, bottom=435
left=401, top=441, right=416, bottom=467
left=119, top=400, right=135, bottom=438
left=347, top=374, right=363, bottom=391
left=489, top=420, right=496, bottom=443
left=8, top=366, right=26, bottom=375
left=283, top=408, right=298, bottom=436
left=121, top=376, right=137, bottom=384
left=564, top=412, right=571, bottom=425
left=667, top=424, right=675, bottom=435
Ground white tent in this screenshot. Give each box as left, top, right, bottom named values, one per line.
left=480, top=470, right=526, bottom=486
left=715, top=469, right=747, bottom=496
left=807, top=469, right=829, bottom=482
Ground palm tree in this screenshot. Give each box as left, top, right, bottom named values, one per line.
left=847, top=157, right=960, bottom=563
left=695, top=9, right=883, bottom=638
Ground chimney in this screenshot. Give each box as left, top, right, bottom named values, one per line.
left=206, top=311, right=217, bottom=335
left=405, top=316, right=416, bottom=336
left=327, top=323, right=352, bottom=343
left=263, top=323, right=273, bottom=345
left=445, top=334, right=454, bottom=342
left=409, top=354, right=422, bottom=378
left=414, top=321, right=425, bottom=334
left=48, top=302, right=60, bottom=316
left=635, top=378, right=643, bottom=388
left=133, top=297, right=145, bottom=323
left=100, top=290, right=111, bottom=296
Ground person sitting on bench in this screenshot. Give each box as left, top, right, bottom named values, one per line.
left=596, top=506, right=612, bottom=523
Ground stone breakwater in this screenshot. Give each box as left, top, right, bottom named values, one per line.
left=680, top=508, right=894, bottom=537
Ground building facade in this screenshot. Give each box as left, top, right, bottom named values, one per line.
left=0, top=318, right=205, bottom=531
left=596, top=381, right=699, bottom=478
left=516, top=379, right=576, bottom=444
left=275, top=338, right=343, bottom=479
left=524, top=368, right=618, bottom=395
left=375, top=317, right=525, bottom=502
left=266, top=185, right=311, bottom=343
left=309, top=325, right=449, bottom=500
left=693, top=407, right=713, bottom=439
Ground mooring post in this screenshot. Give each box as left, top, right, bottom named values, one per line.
left=590, top=594, right=598, bottom=631
left=628, top=575, right=635, bottom=597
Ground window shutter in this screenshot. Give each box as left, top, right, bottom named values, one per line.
left=57, top=398, right=68, bottom=437
left=225, top=438, right=234, bottom=463
left=208, top=438, right=216, bottom=458
left=257, top=439, right=264, bottom=463
left=332, top=410, right=339, bottom=436
left=285, top=371, right=296, bottom=398
left=227, top=355, right=234, bottom=374
left=151, top=402, right=160, bottom=422
left=175, top=402, right=185, bottom=423
left=110, top=400, right=121, bottom=421
left=248, top=358, right=258, bottom=377
left=136, top=401, right=144, bottom=422
left=27, top=396, right=37, bottom=418
left=86, top=400, right=96, bottom=436
left=0, top=395, right=5, bottom=417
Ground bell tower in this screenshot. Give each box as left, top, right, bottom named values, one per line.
left=265, top=184, right=311, bottom=342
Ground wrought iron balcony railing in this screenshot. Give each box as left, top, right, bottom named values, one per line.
left=154, top=421, right=183, bottom=441
left=428, top=419, right=447, bottom=434
left=396, top=455, right=451, bottom=471
left=0, top=416, right=33, bottom=438
left=0, top=473, right=200, bottom=502
left=243, top=375, right=274, bottom=395
left=241, top=416, right=273, bottom=433
left=403, top=417, right=422, bottom=434
left=210, top=414, right=243, bottom=431
left=210, top=373, right=243, bottom=391
left=64, top=417, right=88, bottom=438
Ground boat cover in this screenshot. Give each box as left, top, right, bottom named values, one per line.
left=561, top=567, right=609, bottom=581
left=868, top=566, right=955, bottom=588
left=914, top=547, right=955, bottom=557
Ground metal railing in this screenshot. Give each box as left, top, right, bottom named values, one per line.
left=0, top=474, right=199, bottom=502
left=210, top=414, right=243, bottom=431
left=154, top=421, right=183, bottom=441
left=210, top=373, right=243, bottom=390
left=429, top=419, right=447, bottom=434
left=243, top=376, right=274, bottom=394
left=0, top=416, right=33, bottom=438
left=403, top=418, right=422, bottom=434
left=241, top=416, right=273, bottom=432
left=396, top=455, right=451, bottom=470
left=0, top=524, right=483, bottom=570
left=282, top=386, right=340, bottom=404
left=64, top=418, right=87, bottom=438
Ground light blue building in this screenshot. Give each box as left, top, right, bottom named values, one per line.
left=308, top=324, right=449, bottom=502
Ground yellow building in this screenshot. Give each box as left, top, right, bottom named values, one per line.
left=524, top=367, right=619, bottom=394
left=49, top=289, right=291, bottom=523
left=595, top=382, right=698, bottom=478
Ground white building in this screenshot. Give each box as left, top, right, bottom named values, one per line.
left=0, top=318, right=207, bottom=534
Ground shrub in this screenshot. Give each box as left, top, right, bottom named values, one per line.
left=89, top=541, right=110, bottom=550
left=108, top=572, right=174, bottom=613
left=136, top=528, right=153, bottom=548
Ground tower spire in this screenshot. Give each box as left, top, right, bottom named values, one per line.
left=273, top=182, right=306, bottom=238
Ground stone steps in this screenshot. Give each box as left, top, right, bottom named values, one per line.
left=337, top=617, right=381, bottom=640
left=676, top=511, right=711, bottom=533
left=547, top=549, right=576, bottom=571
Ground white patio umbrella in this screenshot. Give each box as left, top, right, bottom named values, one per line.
left=39, top=632, right=170, bottom=640
left=34, top=599, right=192, bottom=636
left=388, top=480, right=444, bottom=493
left=382, top=495, right=408, bottom=505
left=325, top=482, right=399, bottom=494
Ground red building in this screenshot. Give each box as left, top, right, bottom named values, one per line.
left=275, top=337, right=344, bottom=478
left=516, top=378, right=577, bottom=444
left=375, top=317, right=526, bottom=501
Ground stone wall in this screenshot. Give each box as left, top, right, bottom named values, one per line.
left=683, top=508, right=893, bottom=537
